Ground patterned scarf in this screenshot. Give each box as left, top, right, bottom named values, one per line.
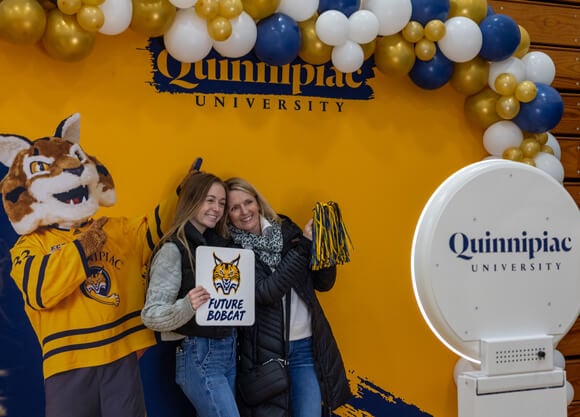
left=228, top=218, right=283, bottom=271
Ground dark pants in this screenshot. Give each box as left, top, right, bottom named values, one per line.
left=44, top=353, right=145, bottom=417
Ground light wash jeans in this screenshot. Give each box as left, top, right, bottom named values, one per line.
left=288, top=337, right=322, bottom=417
left=175, top=334, right=240, bottom=417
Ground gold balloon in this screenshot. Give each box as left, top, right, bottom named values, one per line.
left=76, top=5, right=104, bottom=31
left=401, top=21, right=423, bottom=43
left=541, top=144, right=554, bottom=155
left=449, top=0, right=487, bottom=23
left=424, top=19, right=445, bottom=42
left=519, top=138, right=541, bottom=158
left=298, top=17, right=331, bottom=65
left=495, top=95, right=520, bottom=120
left=131, top=0, right=176, bottom=37
left=57, top=0, right=81, bottom=14
left=242, top=0, right=279, bottom=20
left=81, top=0, right=105, bottom=5
left=502, top=146, right=523, bottom=162
left=219, top=0, right=243, bottom=19
left=451, top=56, right=489, bottom=95
left=513, top=25, right=530, bottom=58
left=535, top=132, right=548, bottom=145
left=42, top=9, right=95, bottom=61
left=361, top=39, right=376, bottom=61
left=494, top=72, right=517, bottom=96
left=464, top=87, right=501, bottom=130
left=515, top=80, right=537, bottom=103
left=521, top=157, right=536, bottom=167
left=208, top=15, right=231, bottom=41
left=374, top=34, right=416, bottom=77
left=195, top=0, right=219, bottom=20
left=0, top=0, right=47, bottom=44
left=415, top=38, right=435, bottom=61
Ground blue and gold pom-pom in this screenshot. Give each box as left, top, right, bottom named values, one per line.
left=310, top=201, right=353, bottom=271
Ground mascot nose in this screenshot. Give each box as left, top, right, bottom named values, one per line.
left=64, top=165, right=85, bottom=177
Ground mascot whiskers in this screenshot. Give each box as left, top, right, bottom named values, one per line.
left=0, top=113, right=190, bottom=417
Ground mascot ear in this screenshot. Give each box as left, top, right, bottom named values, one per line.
left=0, top=135, right=32, bottom=168
left=54, top=113, right=81, bottom=144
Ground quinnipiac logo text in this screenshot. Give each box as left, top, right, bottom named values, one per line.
left=449, top=231, right=573, bottom=261
left=147, top=38, right=375, bottom=105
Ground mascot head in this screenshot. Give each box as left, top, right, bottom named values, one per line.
left=0, top=113, right=116, bottom=235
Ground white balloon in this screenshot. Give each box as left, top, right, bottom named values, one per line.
left=99, top=0, right=132, bottom=35
left=331, top=40, right=364, bottom=73
left=316, top=10, right=349, bottom=46
left=453, top=358, right=480, bottom=385
left=164, top=8, right=213, bottom=63
left=348, top=10, right=379, bottom=44
left=438, top=16, right=482, bottom=63
left=546, top=132, right=561, bottom=160
left=213, top=12, right=257, bottom=58
left=483, top=121, right=523, bottom=157
left=522, top=51, right=556, bottom=85
left=170, top=0, right=197, bottom=8
left=554, top=349, right=566, bottom=369
left=488, top=57, right=525, bottom=93
left=277, top=0, right=318, bottom=22
left=534, top=152, right=565, bottom=183
left=363, top=0, right=411, bottom=36
left=566, top=381, right=575, bottom=406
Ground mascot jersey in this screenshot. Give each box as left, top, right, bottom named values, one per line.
left=10, top=215, right=166, bottom=379
left=0, top=113, right=180, bottom=380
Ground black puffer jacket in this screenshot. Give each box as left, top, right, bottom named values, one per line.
left=236, top=215, right=351, bottom=417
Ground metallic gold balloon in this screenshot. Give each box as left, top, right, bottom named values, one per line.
left=131, top=0, right=176, bottom=37
left=449, top=0, right=487, bottom=23
left=464, top=87, right=501, bottom=129
left=424, top=19, right=445, bottom=42
left=495, top=95, right=520, bottom=120
left=513, top=25, right=530, bottom=58
left=82, top=0, right=105, bottom=5
left=57, top=0, right=81, bottom=14
left=42, top=9, right=95, bottom=61
left=535, top=132, right=548, bottom=145
left=195, top=0, right=219, bottom=20
left=519, top=138, right=541, bottom=158
left=514, top=80, right=537, bottom=103
left=298, top=17, right=331, bottom=65
left=502, top=146, right=523, bottom=162
left=451, top=56, right=489, bottom=95
left=208, top=15, right=231, bottom=41
left=0, top=0, right=47, bottom=44
left=242, top=0, right=279, bottom=20
left=219, top=0, right=243, bottom=19
left=76, top=5, right=104, bottom=31
left=374, top=33, right=416, bottom=77
left=541, top=144, right=554, bottom=155
left=494, top=72, right=517, bottom=96
left=521, top=157, right=536, bottom=167
left=415, top=38, right=435, bottom=61
left=401, top=21, right=423, bottom=43
left=361, top=39, right=376, bottom=61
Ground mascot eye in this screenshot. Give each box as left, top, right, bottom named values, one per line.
left=30, top=161, right=50, bottom=175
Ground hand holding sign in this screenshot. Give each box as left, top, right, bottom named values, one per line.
left=188, top=285, right=211, bottom=310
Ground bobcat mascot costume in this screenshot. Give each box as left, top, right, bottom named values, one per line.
left=0, top=113, right=188, bottom=417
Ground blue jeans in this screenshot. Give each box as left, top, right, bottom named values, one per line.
left=175, top=334, right=239, bottom=417
left=288, top=337, right=322, bottom=417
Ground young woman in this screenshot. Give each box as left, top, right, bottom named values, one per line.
left=224, top=177, right=351, bottom=417
left=141, top=171, right=240, bottom=417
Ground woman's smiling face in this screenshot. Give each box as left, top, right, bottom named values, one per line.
left=227, top=189, right=261, bottom=235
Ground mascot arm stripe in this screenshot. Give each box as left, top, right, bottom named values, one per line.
left=73, top=239, right=91, bottom=275
left=22, top=255, right=36, bottom=309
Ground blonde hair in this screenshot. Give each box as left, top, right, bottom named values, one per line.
left=223, top=177, right=280, bottom=234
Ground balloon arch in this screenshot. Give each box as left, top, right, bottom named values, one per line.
left=0, top=0, right=565, bottom=181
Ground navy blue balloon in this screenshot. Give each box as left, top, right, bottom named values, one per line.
left=318, top=0, right=360, bottom=17
left=409, top=49, right=453, bottom=90
left=513, top=83, right=564, bottom=133
left=487, top=4, right=495, bottom=16
left=410, top=0, right=449, bottom=25
left=479, top=14, right=520, bottom=62
left=254, top=13, right=301, bottom=66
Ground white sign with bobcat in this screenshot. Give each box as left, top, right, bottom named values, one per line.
left=195, top=246, right=255, bottom=326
